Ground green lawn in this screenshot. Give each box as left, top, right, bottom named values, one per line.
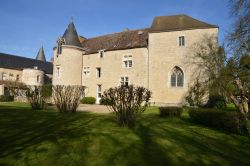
left=0, top=103, right=250, bottom=166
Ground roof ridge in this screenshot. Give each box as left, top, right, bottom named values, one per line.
left=183, top=15, right=218, bottom=27
left=0, top=52, right=51, bottom=64
left=0, top=52, right=37, bottom=61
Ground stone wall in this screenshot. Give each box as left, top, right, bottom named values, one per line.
left=22, top=68, right=44, bottom=86
left=148, top=28, right=218, bottom=105
left=0, top=68, right=22, bottom=82
left=52, top=45, right=84, bottom=86
left=82, top=48, right=148, bottom=102
left=52, top=28, right=218, bottom=105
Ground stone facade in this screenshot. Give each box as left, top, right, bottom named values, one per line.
left=52, top=15, right=219, bottom=105
left=0, top=68, right=22, bottom=82
left=0, top=49, right=52, bottom=97
left=22, top=68, right=45, bottom=86
left=148, top=28, right=218, bottom=105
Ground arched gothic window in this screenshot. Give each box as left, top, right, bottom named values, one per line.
left=171, top=67, right=184, bottom=87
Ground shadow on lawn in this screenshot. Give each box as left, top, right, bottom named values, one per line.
left=134, top=115, right=250, bottom=165
left=0, top=105, right=250, bottom=165
left=0, top=107, right=95, bottom=157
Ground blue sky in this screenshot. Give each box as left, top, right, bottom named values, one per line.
left=0, top=0, right=232, bottom=60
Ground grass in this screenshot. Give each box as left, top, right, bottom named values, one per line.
left=0, top=102, right=250, bottom=166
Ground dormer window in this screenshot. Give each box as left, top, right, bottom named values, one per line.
left=99, top=50, right=105, bottom=58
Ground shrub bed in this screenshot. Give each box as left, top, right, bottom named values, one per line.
left=81, top=97, right=96, bottom=104
left=0, top=95, right=14, bottom=102
left=188, top=108, right=248, bottom=134
left=159, top=107, right=182, bottom=118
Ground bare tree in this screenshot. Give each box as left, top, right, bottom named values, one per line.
left=228, top=0, right=250, bottom=56
left=187, top=35, right=249, bottom=118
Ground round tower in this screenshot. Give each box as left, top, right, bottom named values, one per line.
left=52, top=21, right=84, bottom=86
left=22, top=68, right=44, bottom=86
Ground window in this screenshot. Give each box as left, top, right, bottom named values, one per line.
left=57, top=37, right=64, bottom=55
left=171, top=67, right=184, bottom=87
left=97, top=84, right=102, bottom=98
left=99, top=50, right=104, bottom=58
left=57, top=45, right=62, bottom=55
left=16, top=75, right=20, bottom=81
left=2, top=73, right=7, bottom=80
left=56, top=66, right=61, bottom=78
left=9, top=73, right=14, bottom=80
left=120, top=76, right=129, bottom=86
left=96, top=67, right=101, bottom=78
left=123, top=55, right=133, bottom=68
left=83, top=67, right=90, bottom=76
left=179, top=36, right=185, bottom=47
left=37, top=75, right=40, bottom=83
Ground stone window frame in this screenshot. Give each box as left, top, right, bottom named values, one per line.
left=98, top=50, right=105, bottom=58
left=83, top=67, right=90, bottom=77
left=123, top=54, right=133, bottom=68
left=37, top=75, right=40, bottom=83
left=56, top=65, right=61, bottom=79
left=96, top=67, right=101, bottom=78
left=170, top=66, right=184, bottom=88
left=120, top=76, right=129, bottom=86
left=16, top=74, right=20, bottom=81
left=179, top=36, right=185, bottom=47
left=97, top=84, right=102, bottom=98
left=2, top=73, right=7, bottom=81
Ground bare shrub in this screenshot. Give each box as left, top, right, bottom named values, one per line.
left=26, top=86, right=46, bottom=110
left=102, top=85, right=151, bottom=127
left=53, top=85, right=85, bottom=113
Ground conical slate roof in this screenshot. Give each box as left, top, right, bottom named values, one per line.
left=36, top=47, right=46, bottom=62
left=62, top=22, right=81, bottom=47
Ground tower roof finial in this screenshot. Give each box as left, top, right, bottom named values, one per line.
left=71, top=16, right=74, bottom=23
left=62, top=21, right=81, bottom=47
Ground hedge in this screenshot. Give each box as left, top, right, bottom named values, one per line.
left=99, top=98, right=113, bottom=105
left=188, top=108, right=248, bottom=134
left=0, top=95, right=14, bottom=102
left=159, top=107, right=183, bottom=118
left=205, top=95, right=226, bottom=109
left=81, top=97, right=96, bottom=104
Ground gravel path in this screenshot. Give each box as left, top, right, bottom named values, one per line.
left=77, top=104, right=111, bottom=113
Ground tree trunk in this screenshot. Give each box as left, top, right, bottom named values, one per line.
left=230, top=93, right=249, bottom=120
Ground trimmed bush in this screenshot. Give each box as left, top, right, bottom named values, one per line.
left=0, top=95, right=14, bottom=102
left=99, top=98, right=113, bottom=105
left=159, top=107, right=182, bottom=118
left=81, top=97, right=96, bottom=104
left=102, top=85, right=151, bottom=127
left=188, top=108, right=248, bottom=134
left=206, top=95, right=226, bottom=109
